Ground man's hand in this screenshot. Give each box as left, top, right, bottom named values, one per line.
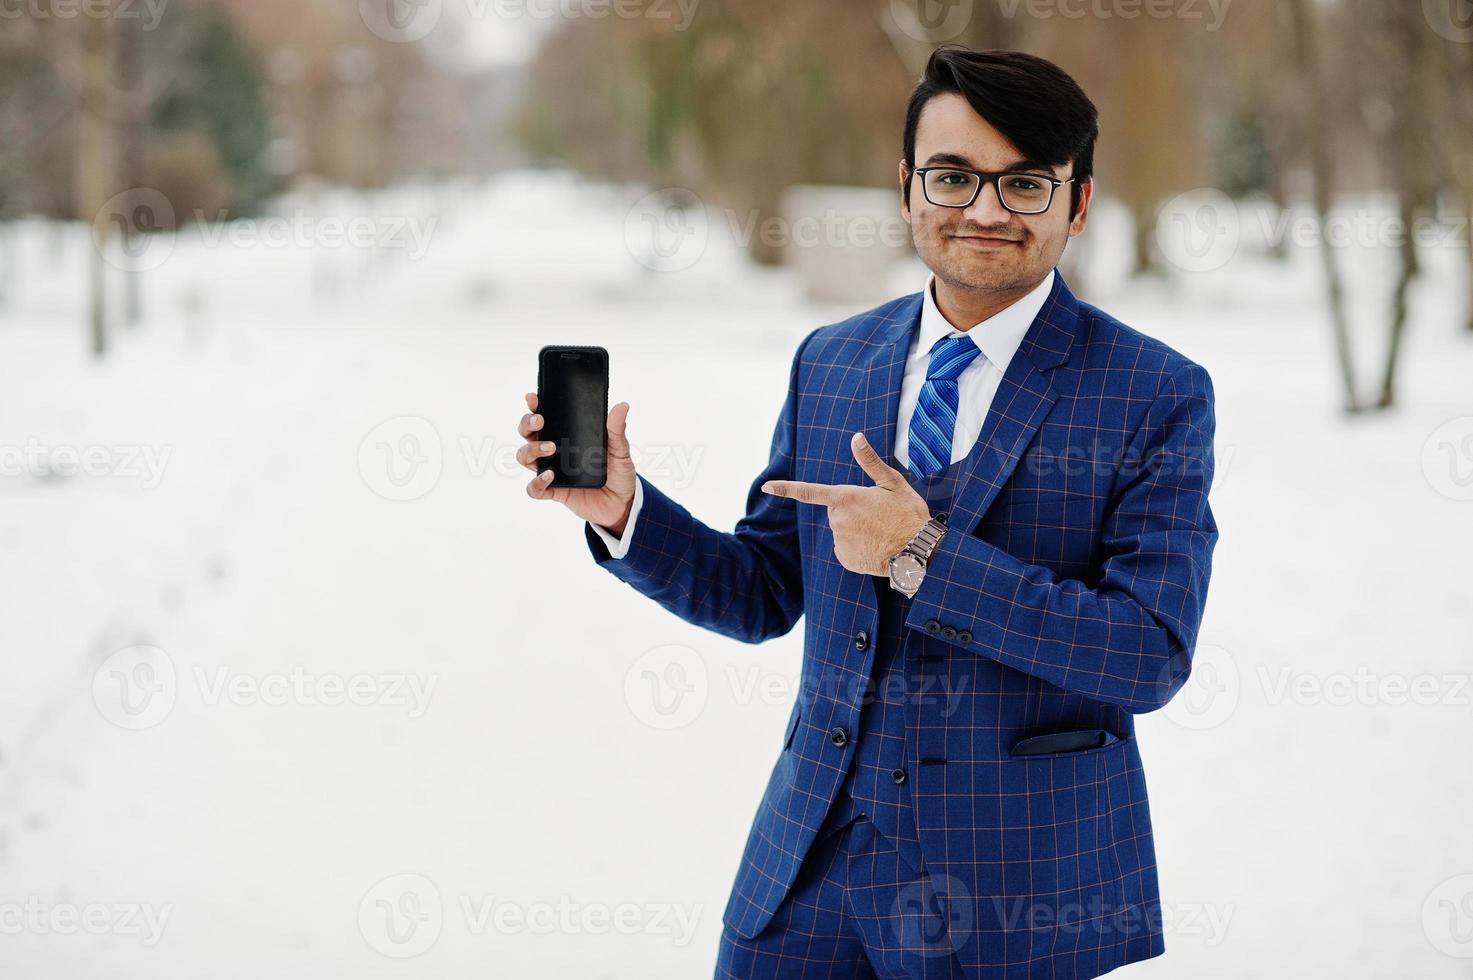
left=517, top=392, right=638, bottom=535
left=760, top=432, right=931, bottom=576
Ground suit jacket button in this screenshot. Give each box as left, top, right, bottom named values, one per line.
left=890, top=768, right=906, bottom=785
left=925, top=619, right=941, bottom=635
left=853, top=630, right=869, bottom=651
left=956, top=629, right=972, bottom=644
left=941, top=625, right=957, bottom=640
left=828, top=726, right=849, bottom=747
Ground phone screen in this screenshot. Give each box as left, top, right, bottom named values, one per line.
left=537, top=347, right=608, bottom=489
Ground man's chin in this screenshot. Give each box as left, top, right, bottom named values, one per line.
left=937, top=265, right=1028, bottom=294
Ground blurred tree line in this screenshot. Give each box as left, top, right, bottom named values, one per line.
left=0, top=0, right=468, bottom=353
left=520, top=0, right=1473, bottom=411
left=0, top=0, right=467, bottom=223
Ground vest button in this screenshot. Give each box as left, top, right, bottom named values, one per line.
left=828, top=726, right=849, bottom=747
left=890, top=768, right=907, bottom=785
left=941, top=625, right=957, bottom=640
left=853, top=630, right=869, bottom=651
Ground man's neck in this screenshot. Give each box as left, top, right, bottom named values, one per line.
left=932, top=276, right=1043, bottom=332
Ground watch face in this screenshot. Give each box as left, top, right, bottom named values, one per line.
left=890, top=553, right=924, bottom=590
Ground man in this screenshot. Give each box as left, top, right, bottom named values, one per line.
left=517, top=47, right=1217, bottom=979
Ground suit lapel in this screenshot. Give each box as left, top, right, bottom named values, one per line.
left=859, top=270, right=1081, bottom=537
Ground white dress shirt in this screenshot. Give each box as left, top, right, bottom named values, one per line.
left=591, top=269, right=1055, bottom=559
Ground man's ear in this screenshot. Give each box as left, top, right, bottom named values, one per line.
left=898, top=161, right=911, bottom=219
left=1068, top=177, right=1094, bottom=237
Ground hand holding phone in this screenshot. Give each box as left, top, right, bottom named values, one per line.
left=518, top=346, right=637, bottom=534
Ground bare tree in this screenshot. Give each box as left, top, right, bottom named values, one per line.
left=75, top=8, right=119, bottom=358
left=1285, top=0, right=1360, bottom=412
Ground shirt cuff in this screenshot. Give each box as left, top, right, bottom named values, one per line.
left=589, top=477, right=644, bottom=560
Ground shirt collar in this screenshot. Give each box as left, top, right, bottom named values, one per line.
left=916, top=268, right=1055, bottom=372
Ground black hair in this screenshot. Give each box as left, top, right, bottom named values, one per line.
left=902, top=47, right=1099, bottom=219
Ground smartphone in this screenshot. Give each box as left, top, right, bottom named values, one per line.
left=536, top=345, right=609, bottom=489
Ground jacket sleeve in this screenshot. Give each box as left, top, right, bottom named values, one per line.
left=583, top=327, right=818, bottom=645
left=903, top=361, right=1219, bottom=712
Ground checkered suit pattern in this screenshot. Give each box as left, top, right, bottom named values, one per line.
left=584, top=270, right=1218, bottom=978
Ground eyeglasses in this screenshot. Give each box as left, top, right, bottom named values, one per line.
left=910, top=167, right=1076, bottom=215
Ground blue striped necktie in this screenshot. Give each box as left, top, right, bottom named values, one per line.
left=907, top=334, right=983, bottom=478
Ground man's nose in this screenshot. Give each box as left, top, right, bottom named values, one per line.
left=962, top=178, right=1013, bottom=225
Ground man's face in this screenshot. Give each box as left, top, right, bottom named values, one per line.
left=901, top=92, right=1090, bottom=294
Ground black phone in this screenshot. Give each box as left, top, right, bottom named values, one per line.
left=536, top=345, right=609, bottom=489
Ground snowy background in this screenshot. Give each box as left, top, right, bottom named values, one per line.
left=2, top=171, right=1472, bottom=977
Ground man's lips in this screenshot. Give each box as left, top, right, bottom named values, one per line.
left=950, top=234, right=1021, bottom=246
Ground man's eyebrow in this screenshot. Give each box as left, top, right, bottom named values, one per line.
left=921, top=152, right=1060, bottom=175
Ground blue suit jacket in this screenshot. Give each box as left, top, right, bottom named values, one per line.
left=584, top=270, right=1218, bottom=976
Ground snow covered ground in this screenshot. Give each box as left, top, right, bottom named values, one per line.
left=1, top=172, right=1471, bottom=978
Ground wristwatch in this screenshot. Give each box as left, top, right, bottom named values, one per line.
left=887, top=512, right=948, bottom=598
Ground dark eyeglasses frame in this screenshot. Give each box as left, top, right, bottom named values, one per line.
left=910, top=166, right=1077, bottom=215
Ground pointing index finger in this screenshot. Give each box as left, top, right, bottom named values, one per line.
left=761, top=480, right=842, bottom=506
